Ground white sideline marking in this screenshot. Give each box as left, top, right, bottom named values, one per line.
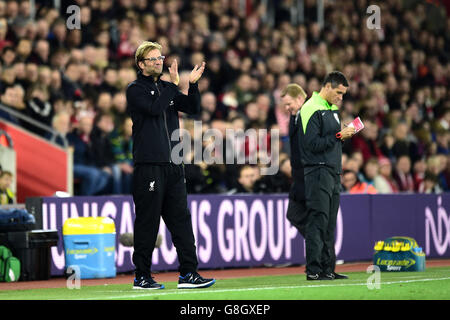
left=79, top=276, right=450, bottom=300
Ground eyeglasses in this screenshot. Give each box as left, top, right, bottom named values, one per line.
left=142, top=56, right=165, bottom=63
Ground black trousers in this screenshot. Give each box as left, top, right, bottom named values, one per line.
left=286, top=197, right=308, bottom=238
left=304, top=167, right=340, bottom=275
left=132, top=163, right=198, bottom=277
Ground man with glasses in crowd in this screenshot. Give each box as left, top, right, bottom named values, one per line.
left=126, top=41, right=215, bottom=290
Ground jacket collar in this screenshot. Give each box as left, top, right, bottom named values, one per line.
left=137, top=71, right=162, bottom=83
left=312, top=91, right=338, bottom=111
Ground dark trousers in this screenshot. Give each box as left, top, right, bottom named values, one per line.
left=286, top=197, right=308, bottom=238
left=132, top=163, right=198, bottom=277
left=304, top=167, right=340, bottom=275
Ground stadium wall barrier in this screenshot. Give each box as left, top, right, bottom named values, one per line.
left=27, top=193, right=450, bottom=276
left=0, top=120, right=72, bottom=203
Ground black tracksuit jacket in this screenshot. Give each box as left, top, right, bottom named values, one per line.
left=288, top=112, right=305, bottom=202
left=125, top=72, right=200, bottom=164
left=299, top=92, right=342, bottom=175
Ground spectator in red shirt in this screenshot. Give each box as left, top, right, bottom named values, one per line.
left=393, top=155, right=415, bottom=192
left=412, top=158, right=428, bottom=191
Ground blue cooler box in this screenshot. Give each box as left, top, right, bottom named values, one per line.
left=63, top=217, right=116, bottom=279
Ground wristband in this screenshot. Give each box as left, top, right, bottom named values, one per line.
left=336, top=132, right=342, bottom=139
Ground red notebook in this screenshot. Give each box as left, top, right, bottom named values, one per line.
left=348, top=117, right=364, bottom=133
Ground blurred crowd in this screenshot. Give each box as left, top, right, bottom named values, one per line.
left=0, top=0, right=449, bottom=197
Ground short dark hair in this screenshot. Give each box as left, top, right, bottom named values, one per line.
left=94, top=111, right=114, bottom=125
left=2, top=46, right=15, bottom=54
left=322, top=71, right=349, bottom=88
left=343, top=169, right=359, bottom=182
left=239, top=164, right=255, bottom=177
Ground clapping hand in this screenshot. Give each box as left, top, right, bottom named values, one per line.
left=189, top=62, right=206, bottom=84
left=168, top=59, right=180, bottom=86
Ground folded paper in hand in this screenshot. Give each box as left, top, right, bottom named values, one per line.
left=348, top=117, right=364, bottom=133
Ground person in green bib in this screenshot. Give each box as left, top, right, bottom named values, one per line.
left=299, top=71, right=355, bottom=281
left=0, top=171, right=15, bottom=205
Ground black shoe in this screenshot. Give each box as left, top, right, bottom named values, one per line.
left=320, top=272, right=336, bottom=280
left=306, top=273, right=333, bottom=281
left=133, top=276, right=165, bottom=290
left=178, top=272, right=216, bottom=289
left=333, top=272, right=348, bottom=279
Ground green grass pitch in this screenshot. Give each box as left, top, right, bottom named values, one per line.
left=1, top=266, right=449, bottom=300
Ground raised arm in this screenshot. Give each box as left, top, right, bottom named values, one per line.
left=173, top=62, right=205, bottom=115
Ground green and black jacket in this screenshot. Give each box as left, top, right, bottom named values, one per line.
left=299, top=92, right=343, bottom=175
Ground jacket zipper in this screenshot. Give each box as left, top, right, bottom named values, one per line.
left=155, top=82, right=172, bottom=163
